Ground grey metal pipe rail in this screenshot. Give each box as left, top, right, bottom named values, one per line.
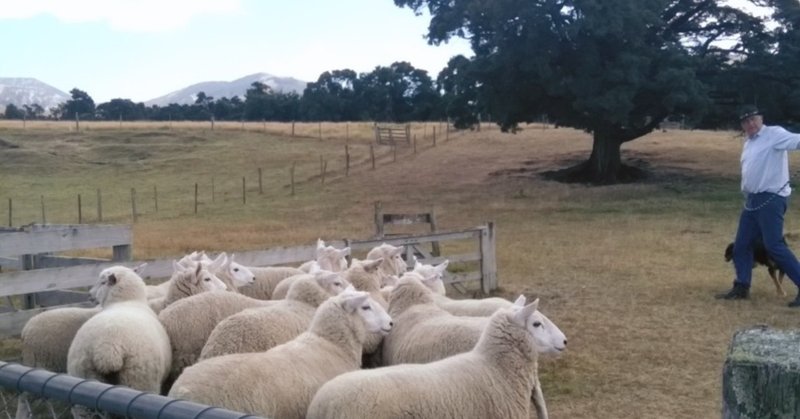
left=0, top=362, right=264, bottom=418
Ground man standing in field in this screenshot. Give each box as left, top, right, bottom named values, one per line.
left=716, top=105, right=800, bottom=307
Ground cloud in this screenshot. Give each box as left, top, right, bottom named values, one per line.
left=0, top=0, right=242, bottom=32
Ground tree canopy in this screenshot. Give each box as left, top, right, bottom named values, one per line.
left=395, top=0, right=771, bottom=183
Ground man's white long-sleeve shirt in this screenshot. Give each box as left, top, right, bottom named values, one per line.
left=741, top=125, right=800, bottom=196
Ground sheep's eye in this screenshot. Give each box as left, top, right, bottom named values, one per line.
left=204, top=277, right=211, bottom=282
left=233, top=268, right=239, bottom=272
left=532, top=321, right=542, bottom=327
left=362, top=305, right=371, bottom=310
left=333, top=282, right=342, bottom=287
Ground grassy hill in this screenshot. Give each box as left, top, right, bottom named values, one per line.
left=1, top=119, right=798, bottom=418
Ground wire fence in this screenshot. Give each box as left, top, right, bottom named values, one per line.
left=0, top=362, right=263, bottom=419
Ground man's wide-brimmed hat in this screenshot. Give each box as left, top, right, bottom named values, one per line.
left=738, top=105, right=761, bottom=122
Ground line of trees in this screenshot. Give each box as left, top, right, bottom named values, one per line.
left=4, top=61, right=447, bottom=124
left=3, top=0, right=798, bottom=185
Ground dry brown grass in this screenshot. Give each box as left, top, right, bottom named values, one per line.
left=2, top=120, right=800, bottom=418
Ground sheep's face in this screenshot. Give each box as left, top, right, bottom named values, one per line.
left=316, top=272, right=350, bottom=295
left=317, top=246, right=350, bottom=272
left=91, top=266, right=141, bottom=306
left=227, top=260, right=255, bottom=287
left=193, top=266, right=227, bottom=292
left=513, top=298, right=567, bottom=354
left=411, top=260, right=448, bottom=295
left=343, top=291, right=393, bottom=336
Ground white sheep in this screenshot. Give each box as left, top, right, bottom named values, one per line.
left=382, top=273, right=566, bottom=366
left=66, top=266, right=171, bottom=394
left=270, top=261, right=324, bottom=300
left=168, top=288, right=393, bottom=419
left=380, top=258, right=448, bottom=301
left=157, top=289, right=276, bottom=390
left=15, top=264, right=151, bottom=419
left=238, top=266, right=305, bottom=300
left=198, top=271, right=349, bottom=360
left=298, top=239, right=350, bottom=272
left=366, top=243, right=407, bottom=286
left=409, top=257, right=520, bottom=316
left=200, top=252, right=255, bottom=291
left=148, top=259, right=228, bottom=313
left=306, top=298, right=545, bottom=419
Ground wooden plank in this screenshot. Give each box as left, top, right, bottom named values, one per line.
left=0, top=225, right=131, bottom=257
left=33, top=290, right=91, bottom=306
left=383, top=213, right=432, bottom=224
left=229, top=246, right=317, bottom=267
left=0, top=259, right=173, bottom=298
left=33, top=255, right=108, bottom=269
left=0, top=302, right=95, bottom=338
left=350, top=229, right=480, bottom=250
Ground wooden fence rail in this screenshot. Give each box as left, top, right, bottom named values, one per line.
left=0, top=222, right=496, bottom=338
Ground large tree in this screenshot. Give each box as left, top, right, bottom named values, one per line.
left=63, top=88, right=96, bottom=120
left=396, top=0, right=767, bottom=183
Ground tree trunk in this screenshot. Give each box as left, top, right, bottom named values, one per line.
left=586, top=131, right=623, bottom=184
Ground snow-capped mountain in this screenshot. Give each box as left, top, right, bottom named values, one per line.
left=0, top=78, right=70, bottom=113
left=144, top=72, right=308, bottom=106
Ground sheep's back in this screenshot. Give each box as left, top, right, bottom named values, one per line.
left=199, top=302, right=315, bottom=360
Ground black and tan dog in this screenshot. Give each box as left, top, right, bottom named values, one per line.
left=724, top=240, right=787, bottom=296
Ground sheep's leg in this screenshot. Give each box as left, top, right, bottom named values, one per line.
left=531, top=376, right=549, bottom=419
left=768, top=268, right=787, bottom=297
left=14, top=393, right=32, bottom=419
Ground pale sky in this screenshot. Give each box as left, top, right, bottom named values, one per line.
left=0, top=0, right=473, bottom=103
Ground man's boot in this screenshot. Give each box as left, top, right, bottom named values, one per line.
left=715, top=283, right=750, bottom=300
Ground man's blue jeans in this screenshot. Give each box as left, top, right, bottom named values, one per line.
left=733, top=192, right=800, bottom=292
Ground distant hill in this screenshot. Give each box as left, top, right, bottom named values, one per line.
left=0, top=78, right=70, bottom=114
left=145, top=73, right=308, bottom=107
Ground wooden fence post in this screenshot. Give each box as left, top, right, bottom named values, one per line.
left=195, top=183, right=199, bottom=214
left=374, top=201, right=384, bottom=238
left=370, top=144, right=376, bottom=170
left=40, top=195, right=46, bottom=224
left=210, top=117, right=215, bottom=131
left=345, top=145, right=350, bottom=176
left=346, top=123, right=349, bottom=141
left=290, top=162, right=296, bottom=196
left=97, top=189, right=102, bottom=222
left=479, top=221, right=497, bottom=294
left=77, top=194, right=82, bottom=224
left=130, top=188, right=138, bottom=223
left=433, top=127, right=437, bottom=147
left=291, top=121, right=295, bottom=137
left=413, top=134, right=417, bottom=154
left=445, top=122, right=450, bottom=141
left=75, top=112, right=79, bottom=132
left=258, top=168, right=263, bottom=194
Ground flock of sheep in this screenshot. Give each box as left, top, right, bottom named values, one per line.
left=16, top=240, right=568, bottom=419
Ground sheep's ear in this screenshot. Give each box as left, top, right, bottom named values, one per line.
left=194, top=262, right=203, bottom=278
left=209, top=252, right=226, bottom=272
left=317, top=238, right=325, bottom=249
left=343, top=293, right=369, bottom=312
left=435, top=260, right=449, bottom=274
left=107, top=273, right=118, bottom=286
left=343, top=284, right=356, bottom=293
left=133, top=263, right=148, bottom=274
left=362, top=258, right=383, bottom=273
left=512, top=298, right=539, bottom=326
left=513, top=295, right=526, bottom=307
